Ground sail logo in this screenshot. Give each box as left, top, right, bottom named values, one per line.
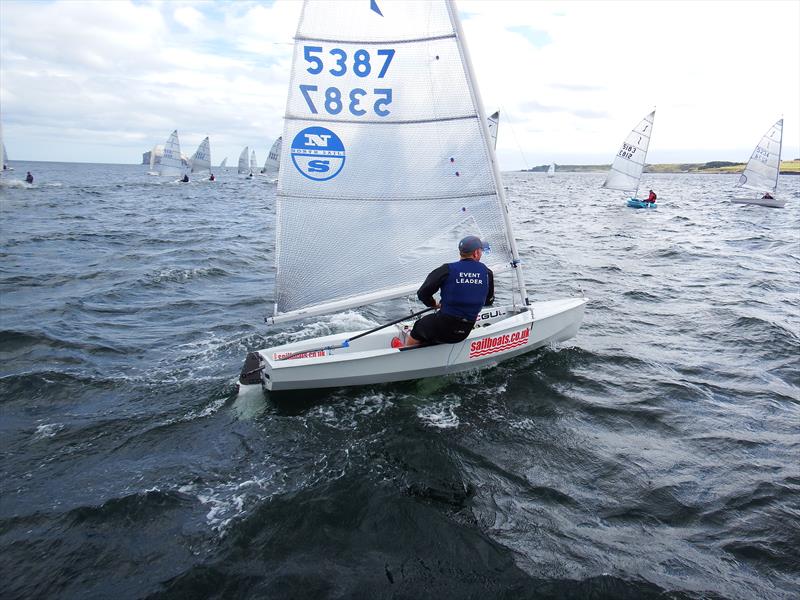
left=291, top=126, right=346, bottom=181
left=469, top=328, right=530, bottom=358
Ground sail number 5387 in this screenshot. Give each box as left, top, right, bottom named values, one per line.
left=300, top=85, right=392, bottom=117
left=300, top=46, right=395, bottom=117
left=304, top=46, right=395, bottom=78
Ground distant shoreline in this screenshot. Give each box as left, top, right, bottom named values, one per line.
left=524, top=159, right=800, bottom=175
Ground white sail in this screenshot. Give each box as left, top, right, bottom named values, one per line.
left=273, top=0, right=524, bottom=320
left=149, top=145, right=158, bottom=170
left=1, top=121, right=5, bottom=167
left=547, top=163, right=555, bottom=176
left=737, top=119, right=783, bottom=194
left=602, top=111, right=655, bottom=194
left=487, top=111, right=499, bottom=150
left=220, top=157, right=228, bottom=168
left=250, top=150, right=258, bottom=173
left=190, top=136, right=211, bottom=173
left=237, top=147, right=249, bottom=174
left=158, top=130, right=184, bottom=177
left=261, top=136, right=282, bottom=173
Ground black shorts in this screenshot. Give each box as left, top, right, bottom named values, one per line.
left=410, top=312, right=474, bottom=345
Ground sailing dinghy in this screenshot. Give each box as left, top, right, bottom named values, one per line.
left=158, top=130, right=185, bottom=178
left=731, top=119, right=785, bottom=208
left=547, top=163, right=555, bottom=177
left=190, top=136, right=211, bottom=174
left=487, top=111, right=499, bottom=150
left=603, top=111, right=656, bottom=208
left=261, top=136, right=282, bottom=175
left=238, top=146, right=250, bottom=175
left=237, top=0, right=586, bottom=393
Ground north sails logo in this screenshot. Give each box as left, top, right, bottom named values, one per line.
left=469, top=328, right=530, bottom=358
left=291, top=126, right=346, bottom=181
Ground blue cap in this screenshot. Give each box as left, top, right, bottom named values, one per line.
left=459, top=235, right=487, bottom=253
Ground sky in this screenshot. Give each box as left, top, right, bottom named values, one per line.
left=1, top=0, right=798, bottom=170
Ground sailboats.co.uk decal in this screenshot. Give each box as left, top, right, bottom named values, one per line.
left=291, top=126, right=346, bottom=181
left=469, top=328, right=530, bottom=358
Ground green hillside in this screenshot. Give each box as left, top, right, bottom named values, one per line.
left=524, top=160, right=800, bottom=174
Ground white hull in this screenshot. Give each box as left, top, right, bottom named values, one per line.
left=731, top=197, right=785, bottom=208
left=239, top=298, right=586, bottom=393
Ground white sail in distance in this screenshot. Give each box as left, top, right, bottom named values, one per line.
left=149, top=145, right=162, bottom=170
left=603, top=111, right=655, bottom=194
left=273, top=0, right=522, bottom=319
left=250, top=150, right=258, bottom=173
left=190, top=137, right=211, bottom=173
left=547, top=163, right=555, bottom=176
left=487, top=111, right=499, bottom=150
left=262, top=137, right=282, bottom=173
left=737, top=119, right=783, bottom=193
left=237, top=147, right=249, bottom=174
left=219, top=157, right=228, bottom=168
left=158, top=130, right=184, bottom=177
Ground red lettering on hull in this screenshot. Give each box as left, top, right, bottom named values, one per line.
left=469, top=328, right=530, bottom=358
left=272, top=350, right=327, bottom=360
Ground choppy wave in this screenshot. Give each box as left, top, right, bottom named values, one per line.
left=1, top=167, right=799, bottom=599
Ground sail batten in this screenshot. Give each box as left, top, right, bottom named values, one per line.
left=284, top=114, right=477, bottom=126
left=296, top=33, right=457, bottom=45
left=273, top=0, right=520, bottom=317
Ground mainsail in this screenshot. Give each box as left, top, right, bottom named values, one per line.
left=190, top=136, right=211, bottom=173
left=272, top=0, right=524, bottom=321
left=158, top=130, right=184, bottom=177
left=262, top=137, right=282, bottom=173
left=603, top=111, right=655, bottom=194
left=487, top=111, right=499, bottom=150
left=547, top=163, right=555, bottom=176
left=250, top=150, right=258, bottom=173
left=737, top=119, right=783, bottom=193
left=238, top=147, right=249, bottom=174
left=1, top=121, right=6, bottom=167
left=220, top=157, right=228, bottom=168
left=149, top=145, right=162, bottom=170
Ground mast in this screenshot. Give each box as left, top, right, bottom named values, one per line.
left=773, top=118, right=783, bottom=193
left=446, top=0, right=529, bottom=305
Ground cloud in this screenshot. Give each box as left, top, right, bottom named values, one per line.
left=0, top=0, right=797, bottom=169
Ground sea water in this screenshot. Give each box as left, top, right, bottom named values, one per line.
left=1, top=162, right=798, bottom=598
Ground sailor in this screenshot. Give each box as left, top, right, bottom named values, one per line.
left=646, top=189, right=657, bottom=203
left=25, top=171, right=34, bottom=184
left=401, top=235, right=494, bottom=348
left=181, top=174, right=189, bottom=182
left=762, top=192, right=774, bottom=199
left=209, top=173, right=215, bottom=181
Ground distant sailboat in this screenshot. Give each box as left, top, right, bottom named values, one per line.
left=487, top=111, right=499, bottom=150
left=261, top=136, right=282, bottom=175
left=238, top=147, right=250, bottom=175
left=1, top=121, right=13, bottom=171
left=603, top=111, right=656, bottom=209
left=250, top=150, right=258, bottom=175
left=190, top=136, right=211, bottom=173
left=158, top=130, right=185, bottom=178
left=547, top=163, right=555, bottom=177
left=219, top=157, right=228, bottom=168
left=731, top=119, right=785, bottom=208
left=146, top=144, right=165, bottom=175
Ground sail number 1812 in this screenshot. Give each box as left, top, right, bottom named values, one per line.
left=300, top=46, right=395, bottom=117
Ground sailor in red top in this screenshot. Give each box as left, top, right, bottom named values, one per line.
left=646, top=189, right=657, bottom=203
